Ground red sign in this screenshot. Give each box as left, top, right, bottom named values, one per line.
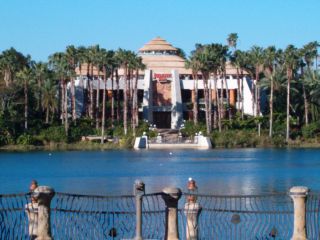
left=154, top=73, right=172, bottom=82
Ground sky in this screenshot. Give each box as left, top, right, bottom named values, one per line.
left=1, top=0, right=319, bottom=61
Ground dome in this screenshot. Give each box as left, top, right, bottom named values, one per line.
left=139, top=37, right=177, bottom=52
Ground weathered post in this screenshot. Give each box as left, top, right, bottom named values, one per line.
left=134, top=180, right=145, bottom=240
left=162, top=187, right=182, bottom=240
left=184, top=178, right=201, bottom=240
left=290, top=186, right=309, bottom=240
left=33, top=186, right=55, bottom=240
left=184, top=202, right=201, bottom=240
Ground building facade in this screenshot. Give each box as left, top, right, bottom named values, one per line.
left=74, top=37, right=255, bottom=129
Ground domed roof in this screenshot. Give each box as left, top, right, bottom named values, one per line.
left=139, top=37, right=177, bottom=52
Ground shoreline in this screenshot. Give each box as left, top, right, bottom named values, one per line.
left=1, top=141, right=320, bottom=152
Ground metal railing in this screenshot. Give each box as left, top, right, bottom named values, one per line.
left=1, top=184, right=319, bottom=239
left=149, top=136, right=195, bottom=144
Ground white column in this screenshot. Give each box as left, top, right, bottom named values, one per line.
left=142, top=70, right=153, bottom=123
left=171, top=70, right=183, bottom=129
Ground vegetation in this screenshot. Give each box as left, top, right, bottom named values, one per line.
left=0, top=35, right=320, bottom=150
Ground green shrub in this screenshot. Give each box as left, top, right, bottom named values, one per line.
left=272, top=134, right=286, bottom=147
left=39, top=126, right=67, bottom=143
left=302, top=122, right=320, bottom=139
left=0, top=130, right=14, bottom=146
left=181, top=121, right=206, bottom=137
left=69, top=118, right=96, bottom=142
left=17, top=133, right=35, bottom=145
left=119, top=135, right=135, bottom=148
left=211, top=130, right=259, bottom=148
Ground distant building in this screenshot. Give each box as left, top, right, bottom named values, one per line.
left=73, top=37, right=255, bottom=129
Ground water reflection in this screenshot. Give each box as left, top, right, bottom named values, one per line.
left=1, top=149, right=320, bottom=195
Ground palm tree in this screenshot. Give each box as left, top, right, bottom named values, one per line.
left=186, top=54, right=201, bottom=125
left=0, top=48, right=27, bottom=87
left=87, top=45, right=101, bottom=124
left=249, top=46, right=264, bottom=116
left=100, top=49, right=114, bottom=143
left=300, top=41, right=319, bottom=125
left=93, top=47, right=105, bottom=129
left=34, top=62, right=48, bottom=112
left=109, top=52, right=118, bottom=127
left=86, top=45, right=98, bottom=120
left=227, top=33, right=238, bottom=51
left=49, top=52, right=69, bottom=135
left=16, top=66, right=35, bottom=130
left=219, top=46, right=231, bottom=121
left=283, top=45, right=299, bottom=142
left=42, top=78, right=58, bottom=123
left=132, top=55, right=145, bottom=136
left=230, top=50, right=248, bottom=118
left=227, top=33, right=239, bottom=116
left=305, top=70, right=320, bottom=121
left=65, top=45, right=78, bottom=122
left=263, top=46, right=277, bottom=137
left=113, top=53, right=121, bottom=122
left=116, top=49, right=136, bottom=135
left=192, top=44, right=226, bottom=133
left=192, top=44, right=211, bottom=134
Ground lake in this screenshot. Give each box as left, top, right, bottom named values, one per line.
left=1, top=148, right=320, bottom=195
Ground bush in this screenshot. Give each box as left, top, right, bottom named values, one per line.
left=272, top=134, right=286, bottom=147
left=0, top=130, right=14, bottom=146
left=69, top=118, right=96, bottom=142
left=223, top=113, right=257, bottom=130
left=17, top=133, right=35, bottom=145
left=302, top=122, right=320, bottom=139
left=38, top=126, right=68, bottom=143
left=211, top=130, right=259, bottom=148
left=136, top=121, right=157, bottom=138
left=181, top=121, right=206, bottom=137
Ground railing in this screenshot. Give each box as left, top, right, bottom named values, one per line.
left=149, top=136, right=195, bottom=144
left=0, top=183, right=319, bottom=239
left=179, top=193, right=294, bottom=239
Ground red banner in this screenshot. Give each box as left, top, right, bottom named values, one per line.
left=154, top=73, right=172, bottom=82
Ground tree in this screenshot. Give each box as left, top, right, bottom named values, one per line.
left=230, top=50, right=249, bottom=118
left=263, top=46, right=277, bottom=137
left=300, top=41, right=319, bottom=125
left=42, top=78, right=58, bottom=123
left=65, top=45, right=78, bottom=122
left=132, top=55, right=145, bottom=136
left=249, top=46, right=264, bottom=116
left=49, top=52, right=69, bottom=135
left=116, top=49, right=136, bottom=135
left=88, top=45, right=101, bottom=123
left=227, top=33, right=238, bottom=50
left=248, top=46, right=264, bottom=136
left=303, top=69, right=320, bottom=122
left=34, top=62, right=48, bottom=113
left=283, top=45, right=299, bottom=141
left=192, top=44, right=227, bottom=133
left=101, top=49, right=114, bottom=143
left=16, top=66, right=35, bottom=130
left=186, top=54, right=201, bottom=125
left=192, top=44, right=211, bottom=134
left=0, top=48, right=27, bottom=87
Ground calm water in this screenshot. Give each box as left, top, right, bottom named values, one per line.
left=1, top=148, right=320, bottom=195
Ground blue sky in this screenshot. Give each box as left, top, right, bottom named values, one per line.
left=1, top=0, right=319, bottom=61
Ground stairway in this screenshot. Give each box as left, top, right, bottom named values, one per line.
left=156, top=129, right=179, bottom=143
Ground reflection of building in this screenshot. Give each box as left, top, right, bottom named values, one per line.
left=74, top=37, right=255, bottom=129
